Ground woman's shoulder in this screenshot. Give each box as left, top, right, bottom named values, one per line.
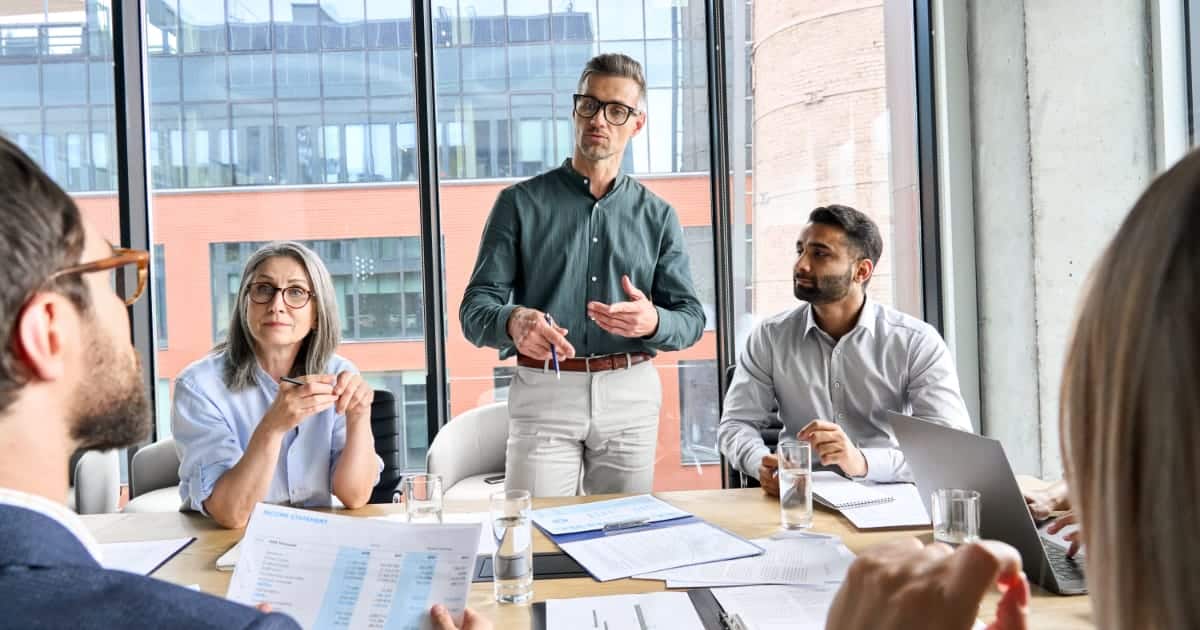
left=175, top=350, right=231, bottom=392
left=325, top=353, right=357, bottom=375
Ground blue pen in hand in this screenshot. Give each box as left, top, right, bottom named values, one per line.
left=544, top=313, right=561, bottom=379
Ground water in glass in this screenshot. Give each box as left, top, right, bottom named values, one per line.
left=779, top=468, right=813, bottom=529
left=492, top=513, right=533, bottom=603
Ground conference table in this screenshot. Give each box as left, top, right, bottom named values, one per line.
left=80, top=487, right=1093, bottom=629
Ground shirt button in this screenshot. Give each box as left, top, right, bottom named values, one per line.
left=583, top=178, right=589, bottom=185
left=592, top=237, right=599, bottom=243
left=834, top=381, right=842, bottom=389
left=591, top=276, right=598, bottom=282
left=838, top=413, right=846, bottom=420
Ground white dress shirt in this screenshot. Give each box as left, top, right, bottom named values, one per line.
left=718, top=299, right=972, bottom=483
left=0, top=486, right=103, bottom=563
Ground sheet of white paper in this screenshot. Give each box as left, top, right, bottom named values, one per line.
left=373, top=511, right=498, bottom=556
left=811, top=471, right=893, bottom=509
left=633, top=536, right=854, bottom=587
left=546, top=592, right=705, bottom=630
left=839, top=482, right=930, bottom=529
left=99, top=537, right=193, bottom=575
left=227, top=503, right=479, bottom=630
left=531, top=495, right=690, bottom=535
left=559, top=521, right=761, bottom=582
left=711, top=585, right=840, bottom=630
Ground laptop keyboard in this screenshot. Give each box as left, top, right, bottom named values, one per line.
left=1042, top=539, right=1085, bottom=582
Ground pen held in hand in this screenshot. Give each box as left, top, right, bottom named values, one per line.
left=544, top=313, right=561, bottom=379
left=279, top=376, right=304, bottom=387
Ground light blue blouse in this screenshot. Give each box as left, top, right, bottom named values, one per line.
left=172, top=351, right=381, bottom=514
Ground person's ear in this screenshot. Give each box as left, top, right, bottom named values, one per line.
left=632, top=111, right=646, bottom=135
left=854, top=258, right=874, bottom=285
left=12, top=293, right=74, bottom=382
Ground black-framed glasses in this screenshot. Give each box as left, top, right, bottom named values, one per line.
left=248, top=283, right=313, bottom=309
left=48, top=246, right=149, bottom=306
left=573, top=94, right=640, bottom=126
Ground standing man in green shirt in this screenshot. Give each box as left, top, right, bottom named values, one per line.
left=460, top=54, right=705, bottom=497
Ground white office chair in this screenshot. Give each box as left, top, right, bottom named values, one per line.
left=427, top=402, right=510, bottom=501
left=123, top=438, right=184, bottom=513
left=71, top=449, right=121, bottom=514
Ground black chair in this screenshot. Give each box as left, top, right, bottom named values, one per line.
left=369, top=389, right=404, bottom=504
left=722, top=365, right=784, bottom=489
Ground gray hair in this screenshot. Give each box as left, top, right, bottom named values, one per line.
left=216, top=241, right=341, bottom=391
left=577, top=53, right=647, bottom=102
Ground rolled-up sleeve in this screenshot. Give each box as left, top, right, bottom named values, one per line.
left=718, top=324, right=777, bottom=478
left=460, top=188, right=521, bottom=353
left=172, top=378, right=244, bottom=515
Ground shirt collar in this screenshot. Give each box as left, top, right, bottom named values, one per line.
left=801, top=296, right=878, bottom=339
left=559, top=158, right=625, bottom=198
left=0, top=486, right=104, bottom=563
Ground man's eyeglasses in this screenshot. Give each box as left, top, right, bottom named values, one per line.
left=48, top=247, right=149, bottom=306
left=573, top=94, right=641, bottom=126
left=248, top=283, right=313, bottom=309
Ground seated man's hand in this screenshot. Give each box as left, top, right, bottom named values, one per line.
left=827, top=538, right=1029, bottom=630
left=1046, top=512, right=1082, bottom=558
left=799, top=420, right=867, bottom=477
left=1023, top=479, right=1070, bottom=521
left=758, top=454, right=780, bottom=497
left=430, top=604, right=492, bottom=630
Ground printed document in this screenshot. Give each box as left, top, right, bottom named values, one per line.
left=531, top=494, right=690, bottom=535
left=227, top=503, right=479, bottom=630
left=374, top=511, right=498, bottom=556
left=711, top=585, right=840, bottom=630
left=633, top=535, right=854, bottom=587
left=559, top=521, right=761, bottom=582
left=546, top=592, right=705, bottom=630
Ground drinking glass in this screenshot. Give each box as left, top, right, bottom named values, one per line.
left=931, top=488, right=981, bottom=546
left=777, top=442, right=813, bottom=529
left=403, top=474, right=443, bottom=523
left=490, top=489, right=533, bottom=604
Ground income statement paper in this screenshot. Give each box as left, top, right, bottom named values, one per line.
left=227, top=503, right=480, bottom=630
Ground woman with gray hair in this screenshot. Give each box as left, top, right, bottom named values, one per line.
left=172, top=241, right=381, bottom=529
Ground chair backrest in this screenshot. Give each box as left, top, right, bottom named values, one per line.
left=369, top=389, right=403, bottom=503
left=426, top=402, right=509, bottom=490
left=130, top=438, right=181, bottom=498
left=721, top=364, right=785, bottom=489
left=74, top=449, right=120, bottom=514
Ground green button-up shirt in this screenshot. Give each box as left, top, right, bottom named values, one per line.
left=461, top=159, right=705, bottom=359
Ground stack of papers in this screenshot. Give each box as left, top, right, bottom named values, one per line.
left=531, top=494, right=690, bottom=535
left=712, top=584, right=841, bottom=630
left=633, top=532, right=854, bottom=588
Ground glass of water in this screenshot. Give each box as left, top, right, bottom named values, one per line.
left=490, top=489, right=533, bottom=604
left=931, top=488, right=981, bottom=546
left=777, top=442, right=813, bottom=529
left=403, top=474, right=443, bottom=523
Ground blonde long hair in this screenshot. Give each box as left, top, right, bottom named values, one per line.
left=1061, top=151, right=1200, bottom=629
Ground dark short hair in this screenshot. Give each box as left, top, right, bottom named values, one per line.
left=0, top=135, right=89, bottom=414
left=808, top=204, right=883, bottom=267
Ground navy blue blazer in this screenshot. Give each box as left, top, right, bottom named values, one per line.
left=0, top=505, right=300, bottom=629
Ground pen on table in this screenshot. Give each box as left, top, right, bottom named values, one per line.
left=601, top=518, right=648, bottom=533
left=544, top=313, right=561, bottom=379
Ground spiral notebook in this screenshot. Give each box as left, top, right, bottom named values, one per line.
left=811, top=471, right=894, bottom=509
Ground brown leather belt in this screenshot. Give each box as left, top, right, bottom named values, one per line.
left=517, top=352, right=652, bottom=372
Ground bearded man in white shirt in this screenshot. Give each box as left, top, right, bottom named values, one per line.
left=718, top=205, right=972, bottom=495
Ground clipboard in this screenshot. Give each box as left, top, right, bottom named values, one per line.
left=531, top=589, right=729, bottom=630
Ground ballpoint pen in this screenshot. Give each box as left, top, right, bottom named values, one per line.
left=545, top=313, right=561, bottom=379
left=279, top=376, right=305, bottom=386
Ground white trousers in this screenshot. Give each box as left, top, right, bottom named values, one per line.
left=504, top=360, right=661, bottom=497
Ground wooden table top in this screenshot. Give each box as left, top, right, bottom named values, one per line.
left=81, top=487, right=1093, bottom=629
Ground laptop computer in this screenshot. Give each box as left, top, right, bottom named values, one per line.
left=886, top=411, right=1087, bottom=595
